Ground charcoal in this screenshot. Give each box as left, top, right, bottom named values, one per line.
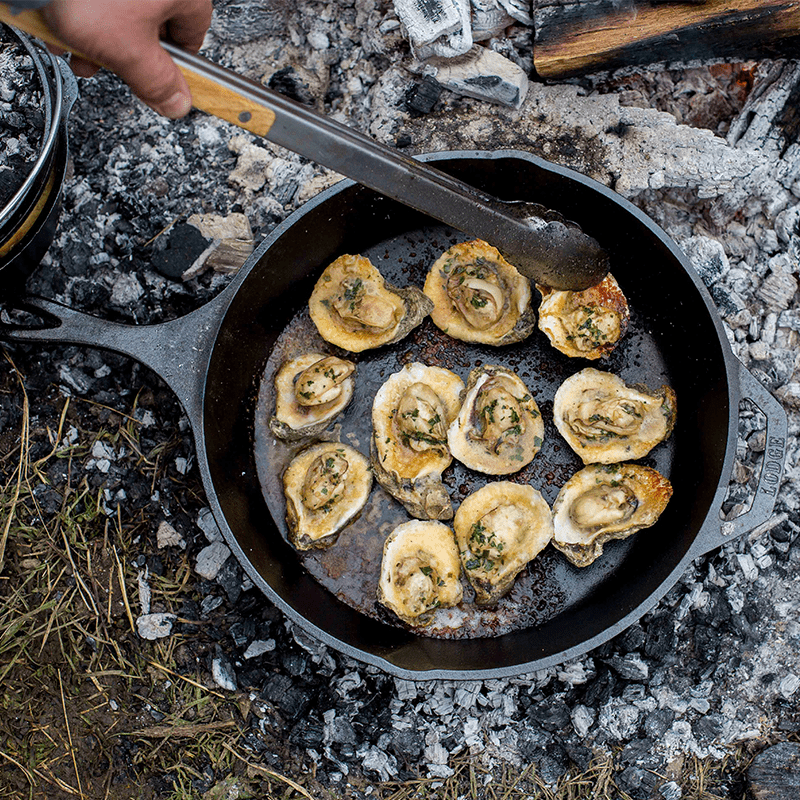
left=0, top=32, right=44, bottom=209
left=405, top=76, right=443, bottom=116
left=390, top=727, right=423, bottom=762
left=290, top=716, right=325, bottom=749
left=215, top=556, right=242, bottom=605
left=618, top=765, right=660, bottom=800
left=263, top=674, right=312, bottom=720
left=527, top=698, right=571, bottom=732
left=580, top=667, right=619, bottom=707
left=146, top=555, right=165, bottom=577
left=605, top=654, right=649, bottom=681
left=644, top=613, right=678, bottom=660
left=268, top=66, right=316, bottom=106
left=516, top=724, right=548, bottom=760
left=709, top=284, right=747, bottom=316
left=179, top=600, right=200, bottom=621
left=643, top=708, right=675, bottom=739
left=693, top=715, right=722, bottom=739
left=748, top=743, right=800, bottom=800
left=618, top=624, right=646, bottom=653
left=330, top=716, right=358, bottom=746
left=195, top=542, right=231, bottom=580
left=150, top=223, right=211, bottom=280
left=228, top=622, right=249, bottom=648
left=539, top=742, right=571, bottom=783
left=564, top=740, right=593, bottom=771
left=282, top=653, right=308, bottom=677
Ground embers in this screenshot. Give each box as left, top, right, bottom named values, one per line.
left=0, top=28, right=45, bottom=210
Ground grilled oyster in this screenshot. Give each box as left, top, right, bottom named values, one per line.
left=372, top=362, right=464, bottom=519
left=269, top=353, right=355, bottom=440
left=554, top=368, right=676, bottom=464
left=454, top=482, right=553, bottom=604
left=552, top=463, right=672, bottom=567
left=283, top=442, right=372, bottom=550
left=377, top=520, right=463, bottom=626
left=423, top=239, right=535, bottom=345
left=537, top=273, right=630, bottom=359
left=309, top=254, right=433, bottom=352
left=448, top=365, right=543, bottom=475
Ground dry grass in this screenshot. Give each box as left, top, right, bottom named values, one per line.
left=0, top=350, right=754, bottom=799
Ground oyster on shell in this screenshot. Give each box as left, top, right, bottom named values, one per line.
left=269, top=353, right=355, bottom=440
left=283, top=442, right=372, bottom=550
left=554, top=368, right=676, bottom=464
left=454, top=482, right=553, bottom=604
left=448, top=365, right=544, bottom=475
left=372, top=362, right=464, bottom=519
left=423, top=240, right=535, bottom=345
left=309, top=254, right=433, bottom=352
left=377, top=519, right=463, bottom=626
left=552, top=463, right=672, bottom=567
left=537, top=273, right=630, bottom=359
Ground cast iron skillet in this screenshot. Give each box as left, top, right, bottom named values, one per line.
left=2, top=150, right=787, bottom=679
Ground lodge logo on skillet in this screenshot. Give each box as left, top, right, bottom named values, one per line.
left=760, top=436, right=786, bottom=497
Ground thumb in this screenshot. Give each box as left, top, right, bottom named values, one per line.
left=114, top=41, right=193, bottom=119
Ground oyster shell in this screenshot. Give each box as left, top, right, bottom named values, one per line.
left=283, top=442, right=372, bottom=550
left=372, top=362, right=464, bottom=519
left=554, top=368, right=677, bottom=464
left=537, top=273, right=630, bottom=359
left=423, top=239, right=535, bottom=345
left=269, top=353, right=355, bottom=440
left=448, top=365, right=544, bottom=475
left=552, top=463, right=673, bottom=567
left=377, top=520, right=463, bottom=625
left=454, top=482, right=553, bottom=604
left=309, top=254, right=433, bottom=352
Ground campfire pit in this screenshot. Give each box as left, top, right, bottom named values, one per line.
left=1, top=2, right=799, bottom=796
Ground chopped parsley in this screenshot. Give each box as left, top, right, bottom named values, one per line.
left=342, top=278, right=363, bottom=302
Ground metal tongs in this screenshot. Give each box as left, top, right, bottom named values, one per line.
left=0, top=7, right=609, bottom=290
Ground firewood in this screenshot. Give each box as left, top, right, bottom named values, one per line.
left=533, top=0, right=800, bottom=79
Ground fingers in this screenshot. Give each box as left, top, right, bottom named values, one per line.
left=113, top=38, right=195, bottom=119
left=45, top=41, right=97, bottom=75
left=68, top=56, right=99, bottom=79
left=42, top=0, right=213, bottom=118
left=167, top=0, right=214, bottom=54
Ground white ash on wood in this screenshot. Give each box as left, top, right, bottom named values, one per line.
left=423, top=45, right=529, bottom=106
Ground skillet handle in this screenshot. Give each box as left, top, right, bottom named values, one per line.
left=0, top=295, right=227, bottom=430
left=693, top=360, right=788, bottom=557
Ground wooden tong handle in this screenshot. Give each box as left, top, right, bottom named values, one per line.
left=0, top=6, right=276, bottom=136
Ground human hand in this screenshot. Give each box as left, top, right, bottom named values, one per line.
left=42, top=0, right=213, bottom=118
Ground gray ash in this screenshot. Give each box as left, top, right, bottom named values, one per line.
left=0, top=26, right=44, bottom=209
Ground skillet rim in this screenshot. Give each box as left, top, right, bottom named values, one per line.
left=200, top=148, right=741, bottom=680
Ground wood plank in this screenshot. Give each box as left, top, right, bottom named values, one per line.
left=534, top=0, right=800, bottom=80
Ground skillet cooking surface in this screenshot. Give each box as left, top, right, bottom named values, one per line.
left=253, top=222, right=674, bottom=639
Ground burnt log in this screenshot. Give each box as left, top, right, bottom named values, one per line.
left=533, top=0, right=800, bottom=80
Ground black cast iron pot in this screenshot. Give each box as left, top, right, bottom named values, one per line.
left=0, top=27, right=77, bottom=293
left=1, top=150, right=787, bottom=679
